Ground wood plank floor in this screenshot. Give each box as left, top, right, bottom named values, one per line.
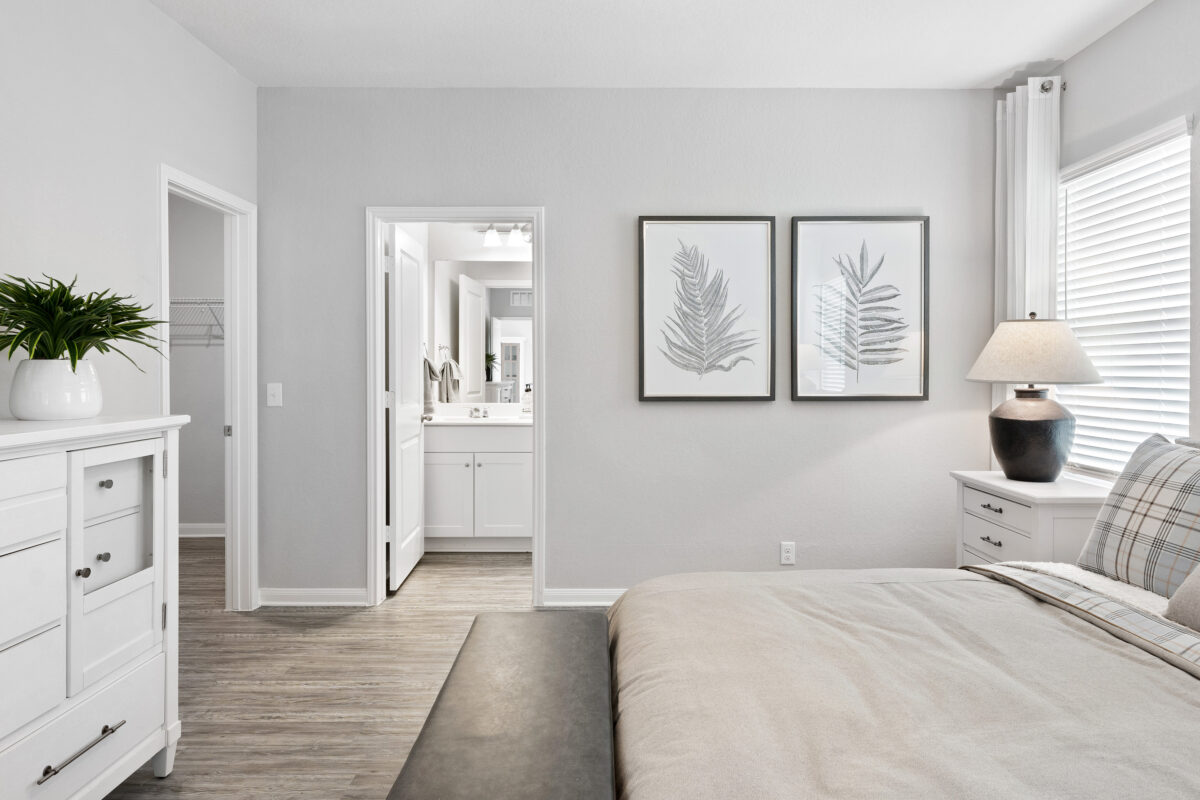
left=106, top=538, right=532, bottom=799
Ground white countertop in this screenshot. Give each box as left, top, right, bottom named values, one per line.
left=0, top=414, right=191, bottom=450
left=423, top=416, right=532, bottom=427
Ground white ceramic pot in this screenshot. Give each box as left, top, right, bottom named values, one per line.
left=10, top=359, right=103, bottom=420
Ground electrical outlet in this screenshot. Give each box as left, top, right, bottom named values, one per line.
left=266, top=382, right=284, bottom=407
left=780, top=541, right=796, bottom=566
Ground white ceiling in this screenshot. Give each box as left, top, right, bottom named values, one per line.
left=150, top=0, right=1153, bottom=89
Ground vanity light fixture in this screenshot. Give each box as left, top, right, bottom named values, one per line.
left=483, top=224, right=501, bottom=247
left=507, top=224, right=525, bottom=247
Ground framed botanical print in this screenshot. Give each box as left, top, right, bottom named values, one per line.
left=791, top=216, right=928, bottom=400
left=639, top=216, right=775, bottom=400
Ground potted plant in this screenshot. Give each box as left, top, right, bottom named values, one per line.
left=0, top=275, right=160, bottom=420
left=485, top=351, right=498, bottom=381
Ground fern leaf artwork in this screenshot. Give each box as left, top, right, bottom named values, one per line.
left=816, top=240, right=908, bottom=382
left=659, top=241, right=756, bottom=377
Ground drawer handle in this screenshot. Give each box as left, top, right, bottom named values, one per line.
left=98, top=479, right=114, bottom=489
left=37, top=720, right=126, bottom=785
left=980, top=535, right=1003, bottom=548
left=96, top=552, right=111, bottom=562
left=74, top=567, right=92, bottom=578
left=980, top=503, right=1003, bottom=514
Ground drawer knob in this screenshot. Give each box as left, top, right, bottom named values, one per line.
left=980, top=535, right=1003, bottom=548
left=980, top=503, right=1003, bottom=514
left=98, top=479, right=114, bottom=489
left=477, top=463, right=483, bottom=468
left=464, top=463, right=470, bottom=468
left=75, top=567, right=92, bottom=578
left=96, top=552, right=111, bottom=562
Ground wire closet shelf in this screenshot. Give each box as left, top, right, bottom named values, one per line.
left=169, top=298, right=224, bottom=346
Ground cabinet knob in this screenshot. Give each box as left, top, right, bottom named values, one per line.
left=96, top=552, right=111, bottom=562
left=98, top=479, right=114, bottom=489
left=464, top=463, right=470, bottom=468
left=477, top=463, right=482, bottom=468
left=75, top=567, right=92, bottom=578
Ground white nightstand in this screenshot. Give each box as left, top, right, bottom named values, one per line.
left=950, top=471, right=1113, bottom=566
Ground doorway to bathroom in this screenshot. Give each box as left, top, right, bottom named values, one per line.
left=364, top=207, right=545, bottom=607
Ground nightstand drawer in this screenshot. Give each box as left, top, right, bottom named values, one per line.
left=963, top=513, right=1032, bottom=562
left=963, top=486, right=1032, bottom=533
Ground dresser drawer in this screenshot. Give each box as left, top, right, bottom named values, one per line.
left=0, top=454, right=65, bottom=504
left=962, top=486, right=1033, bottom=533
left=0, top=539, right=66, bottom=647
left=0, top=653, right=165, bottom=800
left=81, top=458, right=144, bottom=524
left=963, top=513, right=1033, bottom=562
left=0, top=626, right=65, bottom=740
left=82, top=512, right=149, bottom=594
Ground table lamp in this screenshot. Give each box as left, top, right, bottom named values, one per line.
left=966, top=313, right=1101, bottom=482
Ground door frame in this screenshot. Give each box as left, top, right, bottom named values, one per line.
left=159, top=165, right=260, bottom=611
left=365, top=206, right=547, bottom=607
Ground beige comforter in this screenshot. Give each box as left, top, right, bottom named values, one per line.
left=607, top=568, right=1200, bottom=799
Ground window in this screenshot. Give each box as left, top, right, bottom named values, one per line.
left=1056, top=127, right=1191, bottom=474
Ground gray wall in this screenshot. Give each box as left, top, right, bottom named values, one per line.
left=168, top=195, right=225, bottom=526
left=489, top=288, right=533, bottom=319
left=258, top=88, right=996, bottom=592
left=1061, top=0, right=1200, bottom=164
left=0, top=0, right=257, bottom=416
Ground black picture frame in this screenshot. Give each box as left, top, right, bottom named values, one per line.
left=639, top=216, right=776, bottom=401
left=790, top=216, right=929, bottom=401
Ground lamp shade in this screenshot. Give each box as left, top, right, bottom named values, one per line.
left=966, top=317, right=1101, bottom=385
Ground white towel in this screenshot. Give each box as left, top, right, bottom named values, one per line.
left=423, top=357, right=440, bottom=415
left=438, top=358, right=462, bottom=403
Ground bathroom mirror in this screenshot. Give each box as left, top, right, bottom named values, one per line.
left=430, top=259, right=533, bottom=405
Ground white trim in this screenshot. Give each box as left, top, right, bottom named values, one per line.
left=258, top=588, right=370, bottom=607
left=365, top=207, right=547, bottom=608
left=541, top=588, right=626, bottom=607
left=179, top=523, right=226, bottom=538
left=160, top=165, right=259, bottom=612
left=424, top=537, right=531, bottom=553
left=1062, top=115, right=1193, bottom=180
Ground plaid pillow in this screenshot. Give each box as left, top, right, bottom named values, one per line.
left=1077, top=434, right=1200, bottom=597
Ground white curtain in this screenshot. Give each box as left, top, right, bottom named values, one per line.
left=994, top=76, right=1062, bottom=325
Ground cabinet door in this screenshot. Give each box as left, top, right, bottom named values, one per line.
left=423, top=452, right=474, bottom=538
left=474, top=452, right=532, bottom=538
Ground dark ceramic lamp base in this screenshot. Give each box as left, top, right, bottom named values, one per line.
left=988, top=387, right=1075, bottom=483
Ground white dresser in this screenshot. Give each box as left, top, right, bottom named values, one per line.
left=0, top=415, right=187, bottom=800
left=951, top=470, right=1111, bottom=567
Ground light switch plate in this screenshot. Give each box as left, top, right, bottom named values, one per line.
left=266, top=383, right=283, bottom=407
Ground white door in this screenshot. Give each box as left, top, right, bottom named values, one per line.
left=458, top=274, right=486, bottom=403
left=386, top=227, right=426, bottom=591
left=423, top=452, right=474, bottom=537
left=474, top=452, right=533, bottom=537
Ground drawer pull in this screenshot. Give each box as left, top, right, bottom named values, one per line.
left=96, top=552, right=111, bottom=562
left=980, top=535, right=1003, bottom=548
left=37, top=720, right=126, bottom=785
left=74, top=567, right=92, bottom=578
left=98, top=479, right=114, bottom=489
left=980, top=503, right=1003, bottom=514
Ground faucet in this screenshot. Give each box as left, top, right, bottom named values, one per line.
left=469, top=407, right=488, bottom=419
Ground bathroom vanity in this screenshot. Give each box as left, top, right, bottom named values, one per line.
left=423, top=415, right=532, bottom=551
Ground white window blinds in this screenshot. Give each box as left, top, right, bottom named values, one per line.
left=1056, top=128, right=1191, bottom=474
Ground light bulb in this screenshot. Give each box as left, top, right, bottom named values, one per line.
left=507, top=225, right=524, bottom=246
left=483, top=225, right=501, bottom=247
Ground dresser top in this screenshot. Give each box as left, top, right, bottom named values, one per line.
left=0, top=414, right=190, bottom=451
left=950, top=470, right=1113, bottom=504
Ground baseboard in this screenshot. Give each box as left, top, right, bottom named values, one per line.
left=258, top=587, right=369, bottom=606
left=180, top=523, right=226, bottom=538
left=541, top=587, right=626, bottom=607
left=424, top=537, right=532, bottom=553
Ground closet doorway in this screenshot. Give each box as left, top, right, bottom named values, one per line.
left=159, top=166, right=259, bottom=611
left=365, top=207, right=546, bottom=607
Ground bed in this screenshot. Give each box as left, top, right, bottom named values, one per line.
left=607, top=436, right=1200, bottom=799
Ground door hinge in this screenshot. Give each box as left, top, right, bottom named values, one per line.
left=224, top=425, right=233, bottom=437
left=385, top=390, right=396, bottom=408
left=162, top=451, right=168, bottom=479
left=162, top=602, right=167, bottom=630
